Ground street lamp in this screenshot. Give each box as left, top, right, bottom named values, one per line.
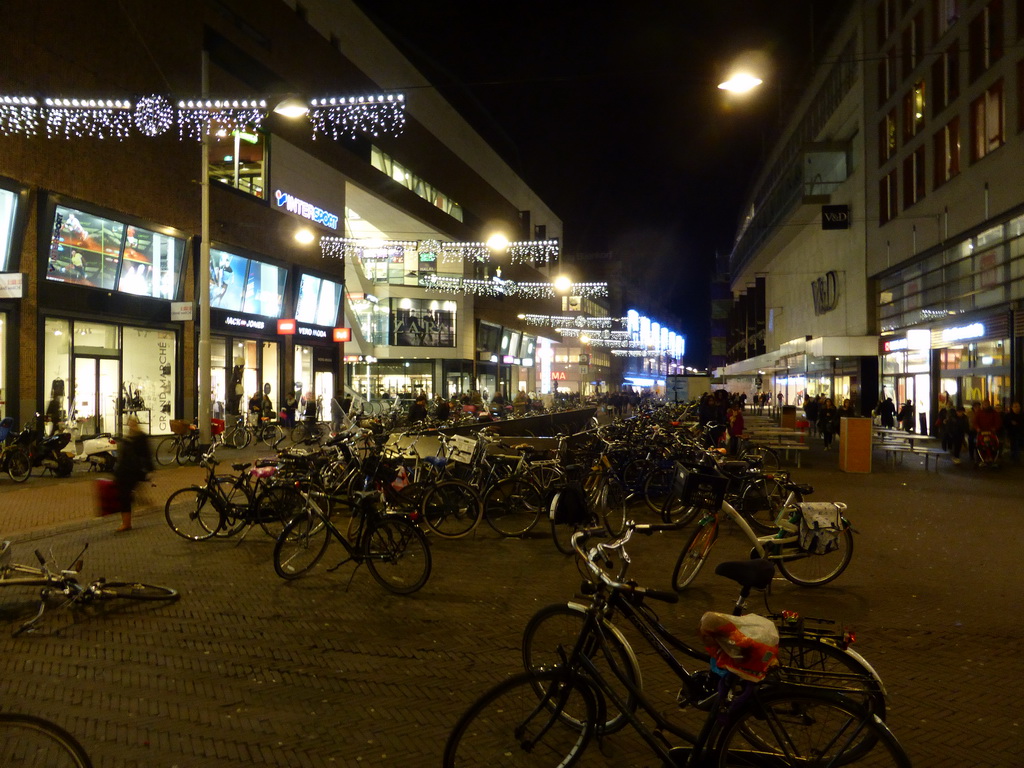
left=717, top=73, right=763, bottom=93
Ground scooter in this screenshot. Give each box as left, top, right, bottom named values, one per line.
left=17, top=415, right=76, bottom=477
left=73, top=433, right=118, bottom=472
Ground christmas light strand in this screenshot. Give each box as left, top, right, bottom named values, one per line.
left=322, top=236, right=561, bottom=267
left=417, top=274, right=608, bottom=299
left=44, top=98, right=133, bottom=140
left=521, top=314, right=622, bottom=329
left=310, top=94, right=406, bottom=140
left=0, top=97, right=39, bottom=137
left=320, top=236, right=416, bottom=263
left=508, top=239, right=560, bottom=265
left=177, top=99, right=266, bottom=141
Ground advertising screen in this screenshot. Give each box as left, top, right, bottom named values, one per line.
left=118, top=227, right=183, bottom=299
left=478, top=321, right=502, bottom=354
left=296, top=273, right=342, bottom=326
left=508, top=331, right=522, bottom=359
left=315, top=279, right=341, bottom=326
left=295, top=274, right=321, bottom=323
left=210, top=248, right=250, bottom=311
left=48, top=205, right=124, bottom=290
left=243, top=260, right=286, bottom=317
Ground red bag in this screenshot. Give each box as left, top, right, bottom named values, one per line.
left=95, top=478, right=121, bottom=517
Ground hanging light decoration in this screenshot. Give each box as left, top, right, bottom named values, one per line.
left=177, top=98, right=267, bottom=140
left=521, top=314, right=621, bottom=329
left=309, top=94, right=406, bottom=140
left=508, top=239, right=560, bottom=265
left=417, top=274, right=608, bottom=299
left=320, top=236, right=415, bottom=263
left=0, top=96, right=39, bottom=137
left=44, top=98, right=134, bottom=140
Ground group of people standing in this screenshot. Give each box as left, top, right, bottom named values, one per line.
left=802, top=395, right=858, bottom=450
left=934, top=398, right=1022, bottom=464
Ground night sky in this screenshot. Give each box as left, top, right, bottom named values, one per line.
left=355, top=2, right=852, bottom=367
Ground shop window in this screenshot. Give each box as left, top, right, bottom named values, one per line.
left=0, top=187, right=17, bottom=271
left=970, top=80, right=1004, bottom=161
left=209, top=248, right=286, bottom=317
left=932, top=116, right=960, bottom=187
left=390, top=298, right=456, bottom=347
left=879, top=170, right=898, bottom=224
left=122, top=327, right=176, bottom=434
left=968, top=0, right=1004, bottom=81
left=207, top=128, right=266, bottom=199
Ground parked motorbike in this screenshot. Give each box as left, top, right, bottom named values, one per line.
left=73, top=433, right=118, bottom=472
left=17, top=415, right=76, bottom=477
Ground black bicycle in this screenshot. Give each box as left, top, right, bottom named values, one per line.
left=0, top=712, right=93, bottom=767
left=273, top=487, right=432, bottom=594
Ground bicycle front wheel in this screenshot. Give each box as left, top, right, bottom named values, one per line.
left=484, top=476, right=543, bottom=537
left=164, top=487, right=221, bottom=541
left=362, top=516, right=432, bottom=594
left=774, top=525, right=854, bottom=587
left=155, top=436, right=179, bottom=466
left=715, top=688, right=909, bottom=768
left=0, top=712, right=93, bottom=768
left=224, top=424, right=251, bottom=450
left=443, top=670, right=597, bottom=768
left=421, top=480, right=483, bottom=538
left=671, top=517, right=719, bottom=590
left=6, top=448, right=31, bottom=483
left=522, top=602, right=641, bottom=734
left=260, top=423, right=285, bottom=448
left=738, top=444, right=780, bottom=472
left=91, top=582, right=179, bottom=601
left=740, top=476, right=797, bottom=535
left=273, top=512, right=332, bottom=579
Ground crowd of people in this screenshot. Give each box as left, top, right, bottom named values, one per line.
left=931, top=398, right=1022, bottom=464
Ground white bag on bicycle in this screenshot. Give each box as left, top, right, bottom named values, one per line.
left=797, top=502, right=844, bottom=554
left=699, top=611, right=779, bottom=682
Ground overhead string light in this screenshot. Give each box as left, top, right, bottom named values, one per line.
left=521, top=314, right=622, bottom=329
left=309, top=94, right=406, bottom=140
left=418, top=275, right=608, bottom=300
left=320, top=236, right=416, bottom=263
left=508, top=239, right=560, bottom=265
left=177, top=98, right=267, bottom=141
left=44, top=98, right=133, bottom=140
left=418, top=239, right=490, bottom=264
left=0, top=96, right=39, bottom=137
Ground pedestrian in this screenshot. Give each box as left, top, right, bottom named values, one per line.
left=112, top=415, right=154, bottom=532
left=247, top=391, right=262, bottom=425
left=434, top=395, right=451, bottom=421
left=877, top=396, right=896, bottom=429
left=803, top=394, right=819, bottom=437
left=838, top=398, right=856, bottom=419
left=727, top=405, right=745, bottom=456
left=283, top=390, right=298, bottom=429
left=408, top=393, right=428, bottom=423
left=1004, top=402, right=1022, bottom=462
left=818, top=397, right=839, bottom=451
left=261, top=388, right=273, bottom=420
left=897, top=400, right=915, bottom=432
left=946, top=405, right=969, bottom=464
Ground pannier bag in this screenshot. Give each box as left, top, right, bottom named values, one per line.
left=95, top=477, right=121, bottom=516
left=548, top=486, right=589, bottom=525
left=797, top=502, right=845, bottom=554
left=699, top=611, right=779, bottom=682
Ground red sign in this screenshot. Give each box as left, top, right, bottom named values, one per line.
left=333, top=327, right=352, bottom=342
left=277, top=319, right=296, bottom=335
left=551, top=371, right=567, bottom=381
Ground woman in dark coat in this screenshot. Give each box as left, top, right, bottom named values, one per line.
left=112, top=415, right=154, bottom=532
left=817, top=398, right=840, bottom=451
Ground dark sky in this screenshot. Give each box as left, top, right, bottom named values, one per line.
left=355, top=2, right=851, bottom=366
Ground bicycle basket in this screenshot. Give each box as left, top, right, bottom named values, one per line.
left=170, top=419, right=191, bottom=435
left=674, top=462, right=728, bottom=511
left=211, top=418, right=225, bottom=436
left=448, top=434, right=479, bottom=464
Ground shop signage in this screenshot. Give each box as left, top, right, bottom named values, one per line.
left=811, top=270, right=840, bottom=315
left=277, top=319, right=297, bottom=335
left=551, top=371, right=567, bottom=381
left=170, top=301, right=192, bottom=321
left=502, top=355, right=514, bottom=364
left=0, top=273, right=24, bottom=298
left=297, top=324, right=329, bottom=339
left=273, top=190, right=340, bottom=230
left=942, top=322, right=985, bottom=343
left=883, top=338, right=908, bottom=352
left=821, top=204, right=850, bottom=230
left=223, top=315, right=267, bottom=330
left=333, top=327, right=352, bottom=342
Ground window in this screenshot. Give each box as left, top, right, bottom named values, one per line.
left=0, top=187, right=17, bottom=272
left=880, top=169, right=898, bottom=223
left=933, top=0, right=961, bottom=39
left=295, top=274, right=343, bottom=326
left=901, top=13, right=925, bottom=78
left=209, top=248, right=287, bottom=317
left=968, top=0, right=1004, bottom=81
left=877, top=0, right=898, bottom=43
left=207, top=128, right=267, bottom=199
left=370, top=146, right=463, bottom=222
left=931, top=43, right=959, bottom=114
left=903, top=145, right=926, bottom=207
left=390, top=298, right=456, bottom=347
left=970, top=79, right=1004, bottom=161
left=902, top=83, right=925, bottom=142
left=933, top=116, right=961, bottom=186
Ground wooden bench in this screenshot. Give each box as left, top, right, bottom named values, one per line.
left=879, top=444, right=947, bottom=471
left=775, top=441, right=810, bottom=467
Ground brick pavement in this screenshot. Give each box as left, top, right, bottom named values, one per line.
left=0, top=436, right=1022, bottom=766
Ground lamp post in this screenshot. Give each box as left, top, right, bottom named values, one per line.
left=198, top=51, right=212, bottom=444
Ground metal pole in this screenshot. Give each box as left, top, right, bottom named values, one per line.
left=198, top=50, right=212, bottom=444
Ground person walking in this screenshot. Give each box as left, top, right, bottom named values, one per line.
left=877, top=396, right=896, bottom=429
left=112, top=415, right=154, bottom=532
left=817, top=397, right=839, bottom=451
left=1004, top=402, right=1022, bottom=462
left=283, top=390, right=298, bottom=429
left=897, top=400, right=915, bottom=432
left=946, top=405, right=969, bottom=464
left=803, top=395, right=819, bottom=438
left=727, top=405, right=745, bottom=456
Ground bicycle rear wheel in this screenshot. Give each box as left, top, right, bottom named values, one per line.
left=91, top=582, right=179, bottom=601
left=420, top=479, right=483, bottom=538
left=484, top=476, right=543, bottom=537
left=6, top=447, right=31, bottom=483
left=715, top=688, right=909, bottom=767
left=740, top=476, right=797, bottom=535
left=774, top=525, right=854, bottom=587
left=738, top=444, right=780, bottom=472
left=210, top=477, right=254, bottom=537
left=362, top=516, right=431, bottom=594
left=224, top=423, right=251, bottom=450
left=671, top=517, right=719, bottom=590
left=443, top=670, right=597, bottom=768
left=155, top=436, right=179, bottom=466
left=0, top=713, right=93, bottom=768
left=776, top=637, right=886, bottom=719
left=273, top=512, right=332, bottom=579
left=260, top=423, right=285, bottom=447
left=164, top=487, right=221, bottom=541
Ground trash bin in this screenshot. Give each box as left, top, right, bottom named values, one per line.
left=839, top=417, right=872, bottom=473
left=780, top=405, right=797, bottom=428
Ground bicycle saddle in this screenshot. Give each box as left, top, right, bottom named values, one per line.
left=714, top=559, right=774, bottom=590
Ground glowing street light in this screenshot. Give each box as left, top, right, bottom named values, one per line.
left=294, top=227, right=316, bottom=245
left=272, top=95, right=310, bottom=118
left=486, top=233, right=509, bottom=252
left=718, top=73, right=764, bottom=93
left=553, top=274, right=572, bottom=294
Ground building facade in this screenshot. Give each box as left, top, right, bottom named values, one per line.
left=0, top=0, right=563, bottom=434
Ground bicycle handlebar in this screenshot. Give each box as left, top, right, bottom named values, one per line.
left=570, top=524, right=679, bottom=604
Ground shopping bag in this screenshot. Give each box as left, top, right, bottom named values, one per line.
left=95, top=478, right=121, bottom=517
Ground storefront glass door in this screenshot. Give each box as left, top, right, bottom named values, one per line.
left=73, top=356, right=119, bottom=436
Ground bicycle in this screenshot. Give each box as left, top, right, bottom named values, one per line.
left=155, top=419, right=225, bottom=465
left=0, top=541, right=179, bottom=636
left=0, top=439, right=31, bottom=482
left=669, top=462, right=854, bottom=589
left=444, top=528, right=907, bottom=768
left=222, top=412, right=285, bottom=449
left=0, top=712, right=92, bottom=767
left=523, top=525, right=886, bottom=734
left=548, top=443, right=628, bottom=554
left=272, top=486, right=432, bottom=594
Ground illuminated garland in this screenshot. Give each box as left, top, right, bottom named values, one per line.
left=320, top=236, right=415, bottom=263
left=419, top=239, right=490, bottom=264
left=418, top=274, right=608, bottom=299
left=508, top=239, right=559, bottom=265
left=0, top=92, right=406, bottom=142
left=522, top=314, right=622, bottom=329
left=309, top=94, right=406, bottom=140
left=322, top=235, right=560, bottom=267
